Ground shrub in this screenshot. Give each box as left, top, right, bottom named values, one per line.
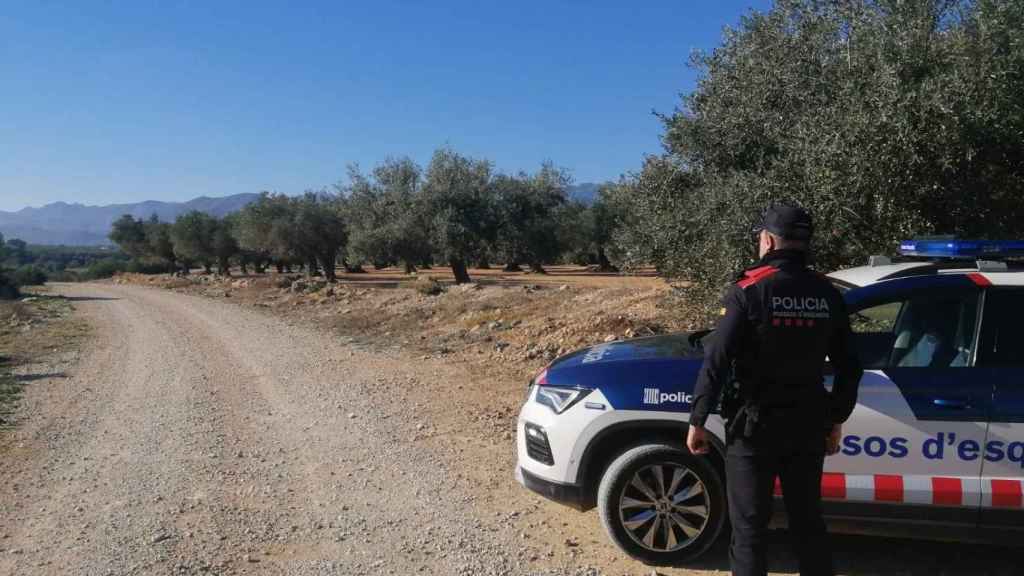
left=82, top=259, right=128, bottom=280
left=11, top=265, right=48, bottom=287
left=125, top=259, right=177, bottom=275
left=411, top=276, right=444, bottom=296
left=0, top=271, right=19, bottom=300
left=46, top=270, right=81, bottom=283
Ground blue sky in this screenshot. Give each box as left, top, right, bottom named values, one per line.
left=0, top=1, right=771, bottom=212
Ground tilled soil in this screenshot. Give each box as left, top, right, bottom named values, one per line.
left=1, top=283, right=1020, bottom=576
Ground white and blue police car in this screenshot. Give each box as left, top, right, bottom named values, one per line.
left=515, top=239, right=1024, bottom=565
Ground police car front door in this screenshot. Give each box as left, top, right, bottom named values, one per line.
left=825, top=285, right=987, bottom=524
left=975, top=288, right=1024, bottom=526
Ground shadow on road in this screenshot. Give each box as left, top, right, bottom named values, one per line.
left=61, top=295, right=120, bottom=302
left=14, top=372, right=67, bottom=383
left=684, top=530, right=1020, bottom=575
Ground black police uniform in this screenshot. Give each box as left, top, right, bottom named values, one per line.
left=690, top=248, right=863, bottom=576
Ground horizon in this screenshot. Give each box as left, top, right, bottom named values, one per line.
left=0, top=182, right=604, bottom=214
left=1, top=1, right=771, bottom=212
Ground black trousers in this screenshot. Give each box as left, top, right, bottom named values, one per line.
left=725, top=432, right=832, bottom=576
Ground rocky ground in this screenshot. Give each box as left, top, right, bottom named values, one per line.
left=0, top=277, right=1020, bottom=575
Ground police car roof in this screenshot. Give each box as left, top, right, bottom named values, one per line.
left=828, top=261, right=1024, bottom=289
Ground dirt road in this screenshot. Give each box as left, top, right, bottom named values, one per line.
left=1, top=283, right=1020, bottom=576
left=0, top=283, right=587, bottom=575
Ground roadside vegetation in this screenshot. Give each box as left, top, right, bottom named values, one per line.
left=0, top=293, right=89, bottom=430
left=100, top=1, right=1024, bottom=320
left=107, top=149, right=618, bottom=288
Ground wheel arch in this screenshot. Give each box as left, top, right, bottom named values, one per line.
left=576, top=419, right=725, bottom=510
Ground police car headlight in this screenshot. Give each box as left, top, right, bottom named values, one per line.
left=535, top=386, right=591, bottom=414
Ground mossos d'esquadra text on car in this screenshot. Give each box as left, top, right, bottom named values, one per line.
left=515, top=238, right=1024, bottom=565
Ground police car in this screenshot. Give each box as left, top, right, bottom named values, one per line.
left=515, top=239, right=1024, bottom=566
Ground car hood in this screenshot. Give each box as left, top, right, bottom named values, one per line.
left=547, top=332, right=708, bottom=371
left=539, top=332, right=710, bottom=408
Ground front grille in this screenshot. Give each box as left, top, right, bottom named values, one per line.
left=525, top=423, right=554, bottom=465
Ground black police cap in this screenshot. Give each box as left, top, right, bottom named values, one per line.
left=761, top=203, right=813, bottom=241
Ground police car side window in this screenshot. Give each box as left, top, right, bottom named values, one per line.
left=850, top=302, right=902, bottom=334
left=978, top=289, right=1024, bottom=366
left=891, top=292, right=979, bottom=368
left=849, top=301, right=903, bottom=368
left=851, top=292, right=979, bottom=369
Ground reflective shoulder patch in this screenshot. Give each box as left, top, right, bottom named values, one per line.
left=737, top=265, right=780, bottom=289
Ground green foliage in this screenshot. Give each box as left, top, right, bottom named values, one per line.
left=422, top=148, right=498, bottom=283
left=11, top=265, right=48, bottom=287
left=290, top=192, right=348, bottom=281
left=343, top=158, right=433, bottom=273
left=234, top=192, right=300, bottom=266
left=144, top=215, right=176, bottom=266
left=612, top=0, right=1024, bottom=310
left=108, top=215, right=149, bottom=258
left=0, top=272, right=17, bottom=299
left=81, top=259, right=128, bottom=280
left=557, top=184, right=624, bottom=269
left=0, top=243, right=119, bottom=274
left=210, top=215, right=240, bottom=275
left=170, top=211, right=218, bottom=272
left=492, top=163, right=571, bottom=272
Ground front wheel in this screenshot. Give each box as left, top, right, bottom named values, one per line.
left=597, top=443, right=726, bottom=566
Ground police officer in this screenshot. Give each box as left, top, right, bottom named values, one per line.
left=685, top=204, right=863, bottom=576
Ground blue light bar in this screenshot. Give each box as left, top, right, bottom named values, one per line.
left=899, top=239, right=1024, bottom=259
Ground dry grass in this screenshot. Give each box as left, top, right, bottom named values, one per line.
left=0, top=289, right=90, bottom=429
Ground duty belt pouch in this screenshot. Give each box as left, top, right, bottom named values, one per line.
left=743, top=404, right=760, bottom=437
left=725, top=404, right=761, bottom=445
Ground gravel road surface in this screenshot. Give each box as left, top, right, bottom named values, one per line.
left=1, top=283, right=1020, bottom=576
left=0, top=283, right=599, bottom=576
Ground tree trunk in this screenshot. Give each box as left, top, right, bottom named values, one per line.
left=203, top=262, right=213, bottom=274
left=450, top=259, right=471, bottom=284
left=255, top=260, right=266, bottom=274
left=320, top=250, right=337, bottom=282
left=342, top=260, right=366, bottom=273
left=306, top=257, right=320, bottom=278
left=240, top=260, right=248, bottom=275
left=529, top=262, right=547, bottom=274
left=275, top=262, right=285, bottom=274
left=503, top=262, right=522, bottom=272
left=403, top=261, right=417, bottom=275
left=597, top=246, right=618, bottom=272
left=218, top=257, right=231, bottom=276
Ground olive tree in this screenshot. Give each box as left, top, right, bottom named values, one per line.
left=291, top=192, right=347, bottom=282
left=143, top=215, right=177, bottom=268
left=109, top=215, right=149, bottom=258
left=234, top=192, right=300, bottom=272
left=343, top=158, right=432, bottom=274
left=492, top=163, right=570, bottom=273
left=0, top=232, right=16, bottom=299
left=613, top=0, right=1024, bottom=310
left=171, top=211, right=218, bottom=273
left=422, top=148, right=497, bottom=284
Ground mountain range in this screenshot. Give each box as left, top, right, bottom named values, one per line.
left=0, top=183, right=603, bottom=246
left=0, top=194, right=261, bottom=246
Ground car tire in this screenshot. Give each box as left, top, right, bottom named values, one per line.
left=597, top=443, right=726, bottom=566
